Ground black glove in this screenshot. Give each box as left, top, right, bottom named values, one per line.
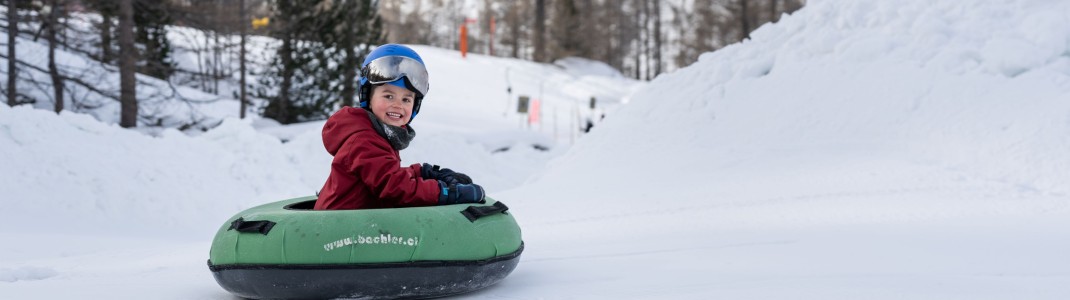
left=421, top=163, right=473, bottom=185
left=438, top=181, right=485, bottom=205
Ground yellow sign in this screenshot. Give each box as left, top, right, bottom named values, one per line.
left=252, top=17, right=270, bottom=30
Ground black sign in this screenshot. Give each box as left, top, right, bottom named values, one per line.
left=517, top=95, right=530, bottom=113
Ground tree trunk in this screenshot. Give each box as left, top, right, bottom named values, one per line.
left=533, top=0, right=545, bottom=63
left=652, top=0, right=662, bottom=76
left=118, top=0, right=137, bottom=128
left=7, top=0, right=17, bottom=106
left=613, top=1, right=628, bottom=74
left=100, top=13, right=112, bottom=62
left=633, top=3, right=641, bottom=80
left=213, top=28, right=220, bottom=94
left=239, top=0, right=247, bottom=119
left=739, top=0, right=752, bottom=41
left=47, top=0, right=64, bottom=113
left=201, top=31, right=209, bottom=91
left=508, top=2, right=520, bottom=59
left=784, top=0, right=803, bottom=14
left=769, top=0, right=780, bottom=23
left=639, top=0, right=649, bottom=80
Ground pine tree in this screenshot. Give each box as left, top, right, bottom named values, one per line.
left=260, top=0, right=382, bottom=124
left=84, top=0, right=117, bottom=63
left=260, top=0, right=314, bottom=124
left=318, top=0, right=382, bottom=108
left=133, top=0, right=175, bottom=80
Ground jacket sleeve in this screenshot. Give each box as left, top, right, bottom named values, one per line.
left=336, top=131, right=441, bottom=207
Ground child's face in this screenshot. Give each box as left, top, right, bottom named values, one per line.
left=369, top=84, right=416, bottom=127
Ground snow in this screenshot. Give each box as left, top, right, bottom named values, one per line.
left=3, top=0, right=1070, bottom=299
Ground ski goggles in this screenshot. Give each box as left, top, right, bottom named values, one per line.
left=361, top=56, right=430, bottom=97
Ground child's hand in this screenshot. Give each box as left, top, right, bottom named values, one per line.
left=422, top=163, right=473, bottom=185
left=438, top=182, right=486, bottom=205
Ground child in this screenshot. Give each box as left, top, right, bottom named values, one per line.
left=315, top=44, right=484, bottom=210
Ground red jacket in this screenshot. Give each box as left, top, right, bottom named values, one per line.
left=314, top=107, right=441, bottom=210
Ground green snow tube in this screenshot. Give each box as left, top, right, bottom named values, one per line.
left=207, top=195, right=523, bottom=299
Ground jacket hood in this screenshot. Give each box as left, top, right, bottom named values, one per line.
left=322, top=107, right=373, bottom=156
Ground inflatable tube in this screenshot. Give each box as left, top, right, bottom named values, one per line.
left=207, top=195, right=523, bottom=299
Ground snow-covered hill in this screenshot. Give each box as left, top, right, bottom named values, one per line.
left=494, top=0, right=1070, bottom=298
left=3, top=0, right=1070, bottom=299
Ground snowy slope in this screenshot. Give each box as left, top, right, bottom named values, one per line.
left=4, top=0, right=1070, bottom=299
left=493, top=0, right=1070, bottom=298
left=505, top=0, right=1070, bottom=225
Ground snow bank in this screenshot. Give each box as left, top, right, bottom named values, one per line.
left=482, top=2, right=1070, bottom=298
left=504, top=0, right=1070, bottom=228
left=0, top=266, right=58, bottom=283
left=0, top=103, right=566, bottom=237
left=0, top=105, right=310, bottom=236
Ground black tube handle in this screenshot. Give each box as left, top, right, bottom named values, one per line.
left=228, top=217, right=276, bottom=235
left=461, top=201, right=510, bottom=222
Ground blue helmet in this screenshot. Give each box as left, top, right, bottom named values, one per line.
left=358, top=44, right=430, bottom=122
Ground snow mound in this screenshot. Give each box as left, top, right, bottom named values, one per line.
left=0, top=266, right=58, bottom=283
left=505, top=0, right=1070, bottom=228
left=0, top=105, right=311, bottom=236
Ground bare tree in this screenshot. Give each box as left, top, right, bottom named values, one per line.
left=119, top=0, right=137, bottom=127
left=501, top=0, right=526, bottom=59
left=611, top=0, right=639, bottom=76
left=738, top=0, right=752, bottom=41
left=768, top=0, right=780, bottom=23
left=85, top=0, right=117, bottom=63
left=36, top=0, right=66, bottom=113
left=99, top=7, right=112, bottom=62
left=641, top=0, right=651, bottom=80
left=239, top=0, right=248, bottom=118
left=547, top=0, right=578, bottom=60
left=6, top=0, right=17, bottom=106
left=380, top=1, right=435, bottom=46
left=533, top=0, right=546, bottom=62
left=633, top=0, right=642, bottom=79
left=481, top=0, right=494, bottom=55
left=652, top=0, right=662, bottom=76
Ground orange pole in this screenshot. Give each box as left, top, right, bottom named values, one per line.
left=460, top=24, right=468, bottom=58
